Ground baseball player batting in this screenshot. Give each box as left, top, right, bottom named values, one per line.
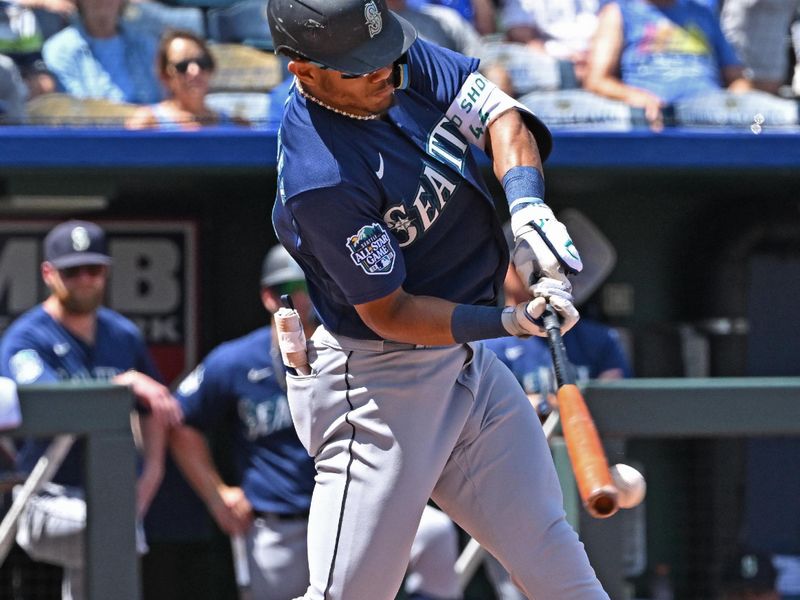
left=170, top=245, right=463, bottom=600
left=268, top=0, right=609, bottom=598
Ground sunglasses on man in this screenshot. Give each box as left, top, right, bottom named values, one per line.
left=59, top=264, right=106, bottom=279
left=300, top=53, right=408, bottom=83
left=170, top=55, right=214, bottom=74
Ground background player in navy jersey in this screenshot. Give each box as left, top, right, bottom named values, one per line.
left=482, top=215, right=633, bottom=600
left=170, top=244, right=462, bottom=600
left=267, top=0, right=608, bottom=598
left=0, top=220, right=182, bottom=600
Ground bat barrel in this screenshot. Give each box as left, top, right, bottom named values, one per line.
left=587, top=486, right=620, bottom=519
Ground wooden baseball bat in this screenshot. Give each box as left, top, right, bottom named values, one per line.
left=542, top=305, right=619, bottom=519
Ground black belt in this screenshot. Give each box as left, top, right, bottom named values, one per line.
left=253, top=510, right=309, bottom=522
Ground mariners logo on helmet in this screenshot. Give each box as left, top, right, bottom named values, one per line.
left=346, top=223, right=396, bottom=275
left=71, top=226, right=91, bottom=252
left=364, top=1, right=382, bottom=38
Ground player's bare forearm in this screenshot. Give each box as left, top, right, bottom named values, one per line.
left=485, top=109, right=543, bottom=184
left=355, top=287, right=458, bottom=345
left=170, top=425, right=252, bottom=534
left=136, top=414, right=167, bottom=519
left=169, top=424, right=226, bottom=507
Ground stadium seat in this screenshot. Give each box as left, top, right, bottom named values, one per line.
left=25, top=93, right=138, bottom=126
left=672, top=91, right=800, bottom=128
left=480, top=41, right=571, bottom=95
left=206, top=91, right=271, bottom=126
left=518, top=89, right=635, bottom=130
left=209, top=43, right=283, bottom=92
left=123, top=1, right=205, bottom=37
left=207, top=0, right=271, bottom=49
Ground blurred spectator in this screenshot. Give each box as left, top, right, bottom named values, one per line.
left=584, top=0, right=797, bottom=129
left=793, top=17, right=800, bottom=94
left=126, top=29, right=246, bottom=130
left=0, top=220, right=182, bottom=600
left=123, top=0, right=204, bottom=40
left=0, top=53, right=25, bottom=122
left=720, top=0, right=800, bottom=95
left=1, top=0, right=72, bottom=102
left=42, top=0, right=162, bottom=104
left=410, top=0, right=498, bottom=35
left=719, top=551, right=779, bottom=600
left=481, top=59, right=516, bottom=95
left=499, top=0, right=599, bottom=85
left=388, top=0, right=484, bottom=57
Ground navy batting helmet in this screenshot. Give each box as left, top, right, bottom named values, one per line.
left=267, top=0, right=417, bottom=76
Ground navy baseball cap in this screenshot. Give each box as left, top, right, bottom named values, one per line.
left=44, top=220, right=112, bottom=269
left=261, top=244, right=305, bottom=287
left=721, top=551, right=777, bottom=592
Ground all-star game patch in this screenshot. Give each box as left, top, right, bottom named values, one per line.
left=346, top=223, right=396, bottom=275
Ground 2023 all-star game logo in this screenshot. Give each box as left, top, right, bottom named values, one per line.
left=346, top=223, right=395, bottom=275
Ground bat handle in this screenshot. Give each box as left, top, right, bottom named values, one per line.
left=542, top=304, right=561, bottom=331
left=542, top=305, right=577, bottom=387
left=281, top=294, right=295, bottom=310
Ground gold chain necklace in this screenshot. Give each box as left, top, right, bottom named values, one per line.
left=295, top=79, right=379, bottom=121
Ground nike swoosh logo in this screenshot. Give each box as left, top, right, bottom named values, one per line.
left=248, top=367, right=272, bottom=382
left=375, top=153, right=384, bottom=179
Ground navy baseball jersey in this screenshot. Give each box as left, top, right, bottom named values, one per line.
left=272, top=38, right=512, bottom=340
left=175, top=326, right=315, bottom=515
left=483, top=318, right=633, bottom=393
left=0, top=305, right=159, bottom=486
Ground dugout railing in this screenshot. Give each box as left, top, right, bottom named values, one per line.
left=5, top=379, right=800, bottom=599
left=5, top=383, right=139, bottom=600
left=577, top=377, right=800, bottom=600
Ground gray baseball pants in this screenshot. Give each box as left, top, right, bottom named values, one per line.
left=287, top=327, right=607, bottom=600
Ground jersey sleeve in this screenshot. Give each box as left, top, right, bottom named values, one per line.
left=289, top=184, right=406, bottom=305
left=175, top=351, right=234, bottom=431
left=406, top=37, right=481, bottom=111
left=0, top=335, right=60, bottom=385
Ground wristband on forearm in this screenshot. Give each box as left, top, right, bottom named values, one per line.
left=451, top=304, right=510, bottom=344
left=502, top=166, right=545, bottom=215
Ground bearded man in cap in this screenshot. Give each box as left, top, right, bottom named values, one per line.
left=0, top=220, right=182, bottom=600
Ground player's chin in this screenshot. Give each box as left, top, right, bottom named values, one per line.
left=371, top=90, right=395, bottom=114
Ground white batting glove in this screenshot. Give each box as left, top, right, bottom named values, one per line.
left=510, top=204, right=581, bottom=334
left=501, top=297, right=579, bottom=338
left=510, top=203, right=583, bottom=275
left=501, top=298, right=546, bottom=337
